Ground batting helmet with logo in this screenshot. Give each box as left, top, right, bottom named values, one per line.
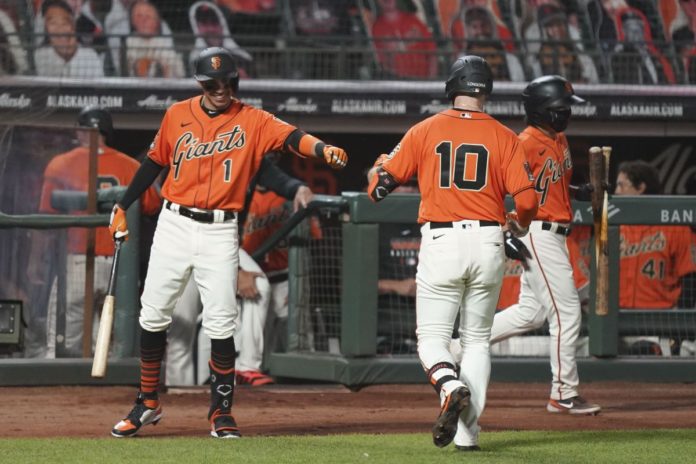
left=522, top=75, right=585, bottom=132
left=445, top=55, right=493, bottom=101
left=78, top=106, right=113, bottom=141
left=193, top=47, right=240, bottom=92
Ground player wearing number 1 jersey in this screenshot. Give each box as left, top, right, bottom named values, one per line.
left=368, top=56, right=537, bottom=451
left=108, top=47, right=347, bottom=439
left=489, top=75, right=601, bottom=415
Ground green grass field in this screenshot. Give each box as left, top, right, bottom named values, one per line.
left=3, top=430, right=694, bottom=464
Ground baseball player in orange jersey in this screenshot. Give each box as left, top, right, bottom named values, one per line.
left=368, top=56, right=538, bottom=451
left=108, top=47, right=347, bottom=439
left=614, top=160, right=696, bottom=309
left=489, top=75, right=601, bottom=415
left=165, top=159, right=314, bottom=387
left=27, top=107, right=161, bottom=357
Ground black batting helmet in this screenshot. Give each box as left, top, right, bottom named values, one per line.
left=77, top=106, right=113, bottom=140
left=193, top=47, right=239, bottom=92
left=445, top=55, right=493, bottom=101
left=522, top=75, right=585, bottom=132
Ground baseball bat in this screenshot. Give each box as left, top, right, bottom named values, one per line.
left=91, top=238, right=124, bottom=378
left=588, top=146, right=611, bottom=316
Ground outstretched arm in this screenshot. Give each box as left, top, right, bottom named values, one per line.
left=284, top=129, right=347, bottom=169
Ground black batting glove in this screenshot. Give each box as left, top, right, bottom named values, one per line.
left=504, top=231, right=532, bottom=270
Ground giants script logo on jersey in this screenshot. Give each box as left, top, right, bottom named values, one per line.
left=172, top=127, right=246, bottom=179
left=534, top=152, right=572, bottom=205
left=619, top=231, right=667, bottom=257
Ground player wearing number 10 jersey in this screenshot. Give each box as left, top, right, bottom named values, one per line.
left=368, top=55, right=537, bottom=451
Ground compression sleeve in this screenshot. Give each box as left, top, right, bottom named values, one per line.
left=257, top=156, right=305, bottom=200
left=118, top=157, right=165, bottom=210
left=284, top=129, right=324, bottom=158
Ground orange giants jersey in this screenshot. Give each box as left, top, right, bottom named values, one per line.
left=497, top=233, right=589, bottom=310
left=39, top=146, right=161, bottom=256
left=619, top=225, right=696, bottom=309
left=148, top=97, right=296, bottom=211
left=242, top=189, right=292, bottom=273
left=380, top=109, right=533, bottom=224
left=519, top=126, right=573, bottom=223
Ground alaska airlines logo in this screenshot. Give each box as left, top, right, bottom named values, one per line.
left=172, top=127, right=246, bottom=179
left=535, top=152, right=572, bottom=205
left=619, top=231, right=666, bottom=258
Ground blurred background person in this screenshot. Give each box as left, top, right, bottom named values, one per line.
left=188, top=1, right=252, bottom=77
left=671, top=0, right=696, bottom=83
left=76, top=0, right=127, bottom=75
left=125, top=0, right=184, bottom=77
left=0, top=6, right=29, bottom=75
left=610, top=8, right=676, bottom=84
left=454, top=6, right=525, bottom=81
left=371, top=0, right=437, bottom=79
left=614, top=160, right=695, bottom=311
left=528, top=3, right=599, bottom=83
left=26, top=107, right=160, bottom=357
left=34, top=0, right=104, bottom=78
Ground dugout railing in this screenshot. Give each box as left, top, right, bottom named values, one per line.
left=1, top=192, right=695, bottom=386
left=0, top=187, right=143, bottom=385
left=267, top=192, right=696, bottom=388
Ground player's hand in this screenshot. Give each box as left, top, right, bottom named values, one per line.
left=505, top=211, right=529, bottom=238
left=293, top=185, right=314, bottom=212
left=109, top=204, right=129, bottom=241
left=322, top=145, right=348, bottom=170
left=237, top=269, right=264, bottom=300
left=504, top=231, right=532, bottom=270
left=572, top=183, right=594, bottom=201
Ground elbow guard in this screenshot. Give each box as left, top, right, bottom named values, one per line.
left=368, top=167, right=399, bottom=202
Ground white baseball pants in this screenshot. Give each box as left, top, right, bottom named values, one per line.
left=416, top=220, right=504, bottom=448
left=140, top=207, right=239, bottom=339
left=490, top=221, right=581, bottom=400
left=165, top=248, right=271, bottom=386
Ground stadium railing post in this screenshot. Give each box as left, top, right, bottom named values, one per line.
left=589, top=224, right=620, bottom=357
left=340, top=221, right=378, bottom=357
left=113, top=200, right=140, bottom=358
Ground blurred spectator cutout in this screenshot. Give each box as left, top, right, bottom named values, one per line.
left=125, top=0, right=184, bottom=77
left=188, top=1, right=252, bottom=75
left=35, top=0, right=104, bottom=78
left=530, top=3, right=599, bottom=83
left=610, top=8, right=676, bottom=84
left=455, top=6, right=524, bottom=81
left=372, top=0, right=437, bottom=78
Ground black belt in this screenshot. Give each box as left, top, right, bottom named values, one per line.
left=430, top=220, right=500, bottom=229
left=541, top=221, right=571, bottom=236
left=165, top=200, right=236, bottom=224
left=268, top=272, right=289, bottom=284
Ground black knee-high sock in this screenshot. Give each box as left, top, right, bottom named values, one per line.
left=210, top=336, right=236, bottom=372
left=209, top=336, right=236, bottom=420
left=140, top=329, right=167, bottom=395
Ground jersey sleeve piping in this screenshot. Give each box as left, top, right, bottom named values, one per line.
left=510, top=185, right=535, bottom=196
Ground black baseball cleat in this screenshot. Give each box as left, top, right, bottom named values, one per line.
left=210, top=411, right=242, bottom=439
left=432, top=385, right=470, bottom=448
left=111, top=391, right=163, bottom=438
left=455, top=445, right=481, bottom=452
